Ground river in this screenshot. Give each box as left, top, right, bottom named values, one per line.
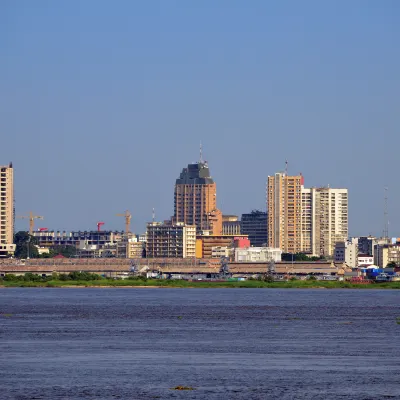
left=0, top=288, right=399, bottom=399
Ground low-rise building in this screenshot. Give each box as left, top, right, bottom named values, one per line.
left=374, top=244, right=400, bottom=267
left=235, top=247, right=282, bottom=263
left=334, top=238, right=358, bottom=268
left=358, top=254, right=374, bottom=267
left=196, top=234, right=249, bottom=259
left=211, top=246, right=231, bottom=258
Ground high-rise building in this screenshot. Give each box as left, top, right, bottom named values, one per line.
left=240, top=210, right=268, bottom=247
left=267, top=170, right=348, bottom=256
left=267, top=173, right=303, bottom=253
left=302, top=187, right=349, bottom=256
left=174, top=161, right=222, bottom=234
left=146, top=222, right=196, bottom=258
left=0, top=163, right=15, bottom=257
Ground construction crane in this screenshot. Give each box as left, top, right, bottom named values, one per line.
left=116, top=210, right=132, bottom=234
left=97, top=222, right=105, bottom=232
left=17, top=211, right=44, bottom=235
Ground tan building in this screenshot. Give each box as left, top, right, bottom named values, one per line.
left=267, top=172, right=303, bottom=253
left=268, top=171, right=348, bottom=257
left=0, top=163, right=15, bottom=257
left=302, top=187, right=349, bottom=256
left=146, top=222, right=196, bottom=258
left=174, top=161, right=222, bottom=234
left=196, top=234, right=249, bottom=259
left=222, top=215, right=241, bottom=235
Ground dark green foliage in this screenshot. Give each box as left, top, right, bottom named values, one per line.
left=282, top=253, right=325, bottom=262
left=14, top=231, right=39, bottom=258
left=386, top=261, right=397, bottom=268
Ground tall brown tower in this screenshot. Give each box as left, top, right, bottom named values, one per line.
left=174, top=161, right=221, bottom=234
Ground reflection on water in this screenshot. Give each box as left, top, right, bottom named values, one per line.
left=1, top=288, right=399, bottom=399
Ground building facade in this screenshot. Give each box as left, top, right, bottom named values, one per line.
left=302, top=187, right=349, bottom=256
left=196, top=234, right=249, bottom=259
left=234, top=247, right=282, bottom=263
left=146, top=222, right=196, bottom=258
left=222, top=215, right=241, bottom=235
left=374, top=244, right=400, bottom=268
left=240, top=210, right=268, bottom=247
left=174, top=161, right=222, bottom=234
left=334, top=238, right=358, bottom=268
left=267, top=173, right=303, bottom=253
left=0, top=163, right=15, bottom=257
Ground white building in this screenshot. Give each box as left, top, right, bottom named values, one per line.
left=211, top=246, right=230, bottom=258
left=302, top=187, right=348, bottom=257
left=334, top=238, right=358, bottom=268
left=235, top=247, right=282, bottom=263
left=358, top=254, right=374, bottom=267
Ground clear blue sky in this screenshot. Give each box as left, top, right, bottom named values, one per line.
left=1, top=1, right=399, bottom=236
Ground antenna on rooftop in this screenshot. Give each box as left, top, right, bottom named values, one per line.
left=383, top=186, right=389, bottom=239
left=285, top=160, right=288, bottom=175
left=152, top=207, right=155, bottom=223
left=199, top=141, right=203, bottom=164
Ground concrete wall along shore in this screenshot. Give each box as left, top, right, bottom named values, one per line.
left=0, top=258, right=346, bottom=277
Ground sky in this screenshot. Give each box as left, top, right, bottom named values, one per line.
left=1, top=0, right=399, bottom=237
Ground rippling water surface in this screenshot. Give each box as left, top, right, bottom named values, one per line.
left=1, top=288, right=399, bottom=399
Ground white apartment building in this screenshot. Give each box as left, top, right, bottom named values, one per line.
left=0, top=163, right=15, bottom=257
left=235, top=247, right=282, bottom=263
left=334, top=238, right=358, bottom=268
left=301, top=187, right=348, bottom=257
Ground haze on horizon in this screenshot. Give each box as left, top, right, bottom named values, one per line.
left=1, top=1, right=399, bottom=237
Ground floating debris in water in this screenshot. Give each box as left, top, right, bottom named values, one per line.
left=171, top=386, right=195, bottom=391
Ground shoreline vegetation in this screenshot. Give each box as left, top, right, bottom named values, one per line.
left=0, top=274, right=399, bottom=289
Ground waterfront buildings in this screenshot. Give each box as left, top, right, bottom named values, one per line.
left=146, top=222, right=196, bottom=258
left=374, top=243, right=400, bottom=267
left=32, top=230, right=124, bottom=249
left=267, top=171, right=348, bottom=257
left=240, top=210, right=268, bottom=247
left=235, top=247, right=282, bottom=263
left=267, top=173, right=303, bottom=253
left=334, top=238, right=358, bottom=268
left=0, top=163, right=15, bottom=257
left=195, top=234, right=249, bottom=259
left=302, top=187, right=349, bottom=256
left=173, top=161, right=222, bottom=234
left=358, top=236, right=391, bottom=258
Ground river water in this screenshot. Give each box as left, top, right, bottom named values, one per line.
left=0, top=288, right=399, bottom=399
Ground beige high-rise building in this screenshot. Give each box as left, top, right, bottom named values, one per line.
left=0, top=163, right=15, bottom=257
left=302, top=187, right=348, bottom=256
left=267, top=173, right=303, bottom=253
left=267, top=170, right=348, bottom=257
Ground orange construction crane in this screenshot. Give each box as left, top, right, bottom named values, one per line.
left=116, top=210, right=132, bottom=233
left=17, top=211, right=44, bottom=235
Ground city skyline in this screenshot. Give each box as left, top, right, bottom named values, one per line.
left=1, top=2, right=399, bottom=236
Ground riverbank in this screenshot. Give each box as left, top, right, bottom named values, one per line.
left=1, top=279, right=400, bottom=289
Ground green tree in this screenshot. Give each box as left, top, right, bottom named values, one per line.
left=14, top=231, right=39, bottom=259
left=386, top=261, right=397, bottom=268
left=50, top=245, right=77, bottom=258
